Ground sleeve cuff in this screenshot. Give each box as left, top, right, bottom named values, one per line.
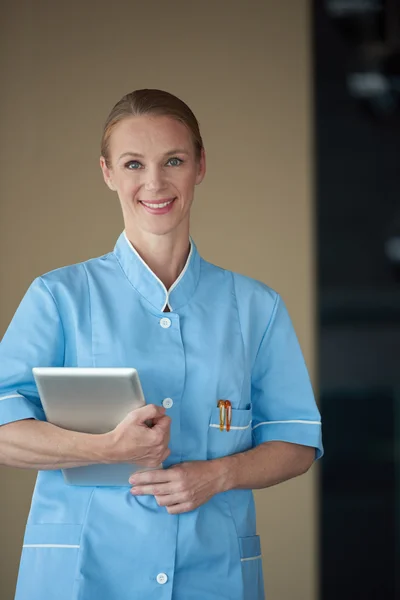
left=252, top=420, right=324, bottom=459
left=0, top=394, right=46, bottom=426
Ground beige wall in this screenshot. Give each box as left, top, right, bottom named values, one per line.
left=0, top=1, right=317, bottom=598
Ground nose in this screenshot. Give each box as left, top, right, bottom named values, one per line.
left=143, top=165, right=165, bottom=192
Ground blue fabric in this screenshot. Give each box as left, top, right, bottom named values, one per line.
left=0, top=232, right=323, bottom=600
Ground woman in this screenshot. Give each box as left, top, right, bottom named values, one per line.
left=0, top=89, right=323, bottom=600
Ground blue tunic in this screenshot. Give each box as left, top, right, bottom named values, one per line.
left=0, top=232, right=323, bottom=600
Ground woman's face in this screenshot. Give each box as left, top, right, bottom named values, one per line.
left=100, top=115, right=206, bottom=239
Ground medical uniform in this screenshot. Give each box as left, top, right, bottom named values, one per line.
left=0, top=231, right=323, bottom=600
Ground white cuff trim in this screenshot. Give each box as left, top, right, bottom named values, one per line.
left=241, top=554, right=262, bottom=562
left=252, top=419, right=321, bottom=431
left=0, top=394, right=25, bottom=402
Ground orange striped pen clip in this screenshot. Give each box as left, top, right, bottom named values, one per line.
left=218, top=400, right=225, bottom=431
left=225, top=400, right=232, bottom=432
left=217, top=400, right=232, bottom=432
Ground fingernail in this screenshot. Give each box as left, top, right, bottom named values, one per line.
left=129, top=477, right=135, bottom=484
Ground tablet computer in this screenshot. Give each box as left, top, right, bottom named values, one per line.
left=32, top=367, right=160, bottom=487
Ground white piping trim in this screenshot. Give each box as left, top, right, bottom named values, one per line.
left=252, top=420, right=321, bottom=431
left=209, top=423, right=252, bottom=431
left=123, top=231, right=193, bottom=312
left=167, top=237, right=194, bottom=302
left=0, top=394, right=24, bottom=401
left=23, top=544, right=80, bottom=549
left=241, top=555, right=262, bottom=562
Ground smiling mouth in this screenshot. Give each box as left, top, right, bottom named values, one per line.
left=139, top=198, right=176, bottom=209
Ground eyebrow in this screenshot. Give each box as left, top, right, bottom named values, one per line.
left=118, top=149, right=190, bottom=161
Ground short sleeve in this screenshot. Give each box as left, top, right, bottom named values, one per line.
left=251, top=295, right=323, bottom=459
left=0, top=277, right=64, bottom=426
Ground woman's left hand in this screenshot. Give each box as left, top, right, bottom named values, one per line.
left=129, top=460, right=226, bottom=514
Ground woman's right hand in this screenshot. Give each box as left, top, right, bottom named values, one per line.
left=104, top=404, right=171, bottom=467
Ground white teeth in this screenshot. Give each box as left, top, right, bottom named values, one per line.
left=141, top=199, right=174, bottom=209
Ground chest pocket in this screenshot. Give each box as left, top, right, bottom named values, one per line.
left=207, top=406, right=253, bottom=460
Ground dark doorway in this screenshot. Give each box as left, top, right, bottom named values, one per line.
left=313, top=2, right=400, bottom=599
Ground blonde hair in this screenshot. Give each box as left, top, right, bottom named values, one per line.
left=101, top=89, right=204, bottom=168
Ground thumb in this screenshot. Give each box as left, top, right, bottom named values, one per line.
left=153, top=414, right=171, bottom=433
left=132, top=404, right=166, bottom=424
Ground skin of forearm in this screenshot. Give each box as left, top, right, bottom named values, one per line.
left=0, top=419, right=108, bottom=470
left=213, top=441, right=316, bottom=494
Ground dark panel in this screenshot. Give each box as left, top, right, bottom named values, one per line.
left=313, top=1, right=400, bottom=598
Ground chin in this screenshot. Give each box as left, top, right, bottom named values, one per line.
left=150, top=225, right=182, bottom=237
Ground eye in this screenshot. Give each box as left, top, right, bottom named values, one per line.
left=125, top=160, right=142, bottom=170
left=166, top=157, right=183, bottom=167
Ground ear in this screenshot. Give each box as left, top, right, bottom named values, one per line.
left=100, top=156, right=117, bottom=191
left=195, top=148, right=206, bottom=185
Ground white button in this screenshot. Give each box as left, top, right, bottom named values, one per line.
left=163, top=398, right=173, bottom=409
left=156, top=573, right=168, bottom=585
left=160, top=318, right=171, bottom=329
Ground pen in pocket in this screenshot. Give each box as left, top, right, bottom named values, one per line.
left=217, top=400, right=232, bottom=432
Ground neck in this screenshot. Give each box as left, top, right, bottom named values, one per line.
left=124, top=227, right=191, bottom=291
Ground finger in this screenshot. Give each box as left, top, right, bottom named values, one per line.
left=129, top=469, right=171, bottom=485
left=161, top=448, right=171, bottom=462
left=166, top=502, right=194, bottom=515
left=154, top=493, right=183, bottom=507
left=153, top=415, right=171, bottom=433
left=133, top=404, right=166, bottom=424
left=151, top=413, right=170, bottom=425
left=131, top=483, right=175, bottom=497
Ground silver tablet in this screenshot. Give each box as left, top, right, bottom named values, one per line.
left=32, top=367, right=159, bottom=486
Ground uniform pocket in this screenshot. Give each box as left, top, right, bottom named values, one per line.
left=207, top=406, right=253, bottom=459
left=239, top=535, right=265, bottom=600
left=15, top=523, right=82, bottom=600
